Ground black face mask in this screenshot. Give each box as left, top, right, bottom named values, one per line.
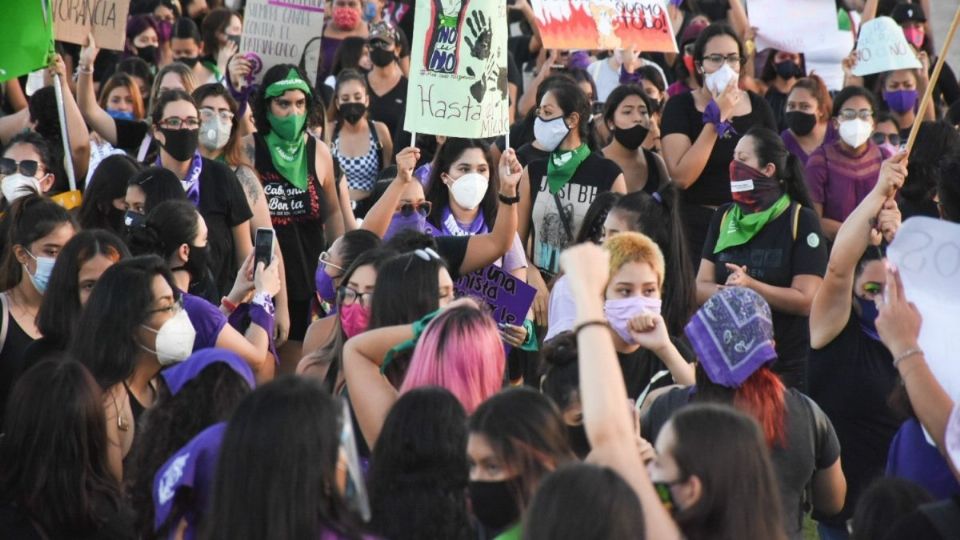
left=775, top=60, right=800, bottom=80
left=177, top=56, right=200, bottom=68
left=137, top=45, right=158, bottom=64
left=785, top=111, right=817, bottom=136
left=173, top=244, right=210, bottom=281
left=159, top=128, right=200, bottom=161
left=567, top=423, right=591, bottom=459
left=468, top=479, right=520, bottom=533
left=612, top=123, right=650, bottom=151
left=370, top=47, right=396, bottom=68
left=339, top=102, right=366, bottom=124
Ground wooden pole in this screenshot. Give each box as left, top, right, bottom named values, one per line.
left=905, top=4, right=960, bottom=154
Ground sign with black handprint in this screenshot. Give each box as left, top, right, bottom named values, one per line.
left=405, top=0, right=509, bottom=138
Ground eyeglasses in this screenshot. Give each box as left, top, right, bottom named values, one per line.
left=399, top=201, right=432, bottom=217
left=338, top=285, right=373, bottom=307
left=318, top=251, right=345, bottom=273
left=158, top=116, right=201, bottom=129
left=871, top=132, right=901, bottom=146
left=0, top=158, right=40, bottom=177
left=701, top=54, right=744, bottom=67
left=199, top=107, right=235, bottom=123
left=838, top=108, right=873, bottom=121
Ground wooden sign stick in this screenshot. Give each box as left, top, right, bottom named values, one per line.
left=905, top=3, right=960, bottom=154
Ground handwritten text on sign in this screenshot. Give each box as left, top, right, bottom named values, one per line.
left=53, top=0, right=130, bottom=51
left=455, top=264, right=536, bottom=327
left=530, top=0, right=678, bottom=53
left=240, top=0, right=324, bottom=83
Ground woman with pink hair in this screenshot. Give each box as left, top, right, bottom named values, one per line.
left=344, top=298, right=505, bottom=448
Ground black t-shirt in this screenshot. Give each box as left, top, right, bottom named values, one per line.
left=368, top=75, right=408, bottom=145
left=642, top=386, right=841, bottom=540
left=195, top=158, right=254, bottom=296
left=660, top=90, right=776, bottom=206
left=702, top=203, right=827, bottom=389
left=515, top=142, right=549, bottom=168
left=435, top=236, right=468, bottom=280
left=0, top=309, right=38, bottom=423
left=114, top=118, right=151, bottom=153
left=765, top=87, right=789, bottom=132
left=617, top=336, right=695, bottom=402
left=808, top=314, right=900, bottom=526
left=526, top=153, right=621, bottom=274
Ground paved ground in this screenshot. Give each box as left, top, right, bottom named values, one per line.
left=931, top=1, right=960, bottom=72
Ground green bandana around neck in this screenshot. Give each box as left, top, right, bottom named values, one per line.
left=714, top=195, right=791, bottom=253
left=546, top=143, right=591, bottom=194
left=264, top=68, right=313, bottom=98
left=265, top=112, right=308, bottom=189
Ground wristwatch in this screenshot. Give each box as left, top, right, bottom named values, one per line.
left=498, top=191, right=520, bottom=205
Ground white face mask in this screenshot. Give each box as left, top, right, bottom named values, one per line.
left=1, top=174, right=41, bottom=203
left=447, top=172, right=489, bottom=210
left=534, top=116, right=570, bottom=152
left=704, top=62, right=739, bottom=95
left=839, top=119, right=873, bottom=149
left=199, top=117, right=232, bottom=151
left=140, top=309, right=197, bottom=365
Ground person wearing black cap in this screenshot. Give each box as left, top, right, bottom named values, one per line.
left=890, top=2, right=960, bottom=111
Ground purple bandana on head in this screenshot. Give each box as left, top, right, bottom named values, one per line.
left=684, top=287, right=777, bottom=388
left=161, top=348, right=255, bottom=396
left=153, top=422, right=227, bottom=539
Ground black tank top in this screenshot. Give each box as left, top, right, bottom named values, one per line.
left=0, top=299, right=39, bottom=421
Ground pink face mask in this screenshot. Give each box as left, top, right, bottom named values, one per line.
left=340, top=303, right=370, bottom=338
left=333, top=7, right=361, bottom=30
left=903, top=27, right=925, bottom=49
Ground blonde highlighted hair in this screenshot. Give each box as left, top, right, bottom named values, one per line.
left=603, top=231, right=665, bottom=290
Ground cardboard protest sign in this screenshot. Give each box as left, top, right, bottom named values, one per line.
left=52, top=0, right=129, bottom=51
left=751, top=0, right=841, bottom=54
left=530, top=0, right=677, bottom=53
left=888, top=217, right=960, bottom=413
left=240, top=0, right=324, bottom=84
left=852, top=16, right=922, bottom=76
left=404, top=0, right=509, bottom=138
left=0, top=0, right=53, bottom=82
left=455, top=264, right=536, bottom=328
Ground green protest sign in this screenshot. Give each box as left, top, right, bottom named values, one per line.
left=0, top=0, right=53, bottom=82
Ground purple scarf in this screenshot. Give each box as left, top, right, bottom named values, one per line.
left=439, top=207, right=487, bottom=236
left=157, top=151, right=203, bottom=206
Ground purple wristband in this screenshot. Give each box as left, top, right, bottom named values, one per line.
left=703, top=100, right=737, bottom=139
left=619, top=65, right=642, bottom=85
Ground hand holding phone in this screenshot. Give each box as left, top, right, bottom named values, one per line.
left=254, top=228, right=275, bottom=275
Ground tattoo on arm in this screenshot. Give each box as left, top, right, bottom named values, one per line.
left=237, top=166, right=261, bottom=205
left=243, top=139, right=256, bottom=166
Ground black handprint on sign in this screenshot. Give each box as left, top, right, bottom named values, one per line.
left=466, top=48, right=506, bottom=103
left=497, top=67, right=508, bottom=100
left=466, top=67, right=486, bottom=102
left=464, top=10, right=492, bottom=60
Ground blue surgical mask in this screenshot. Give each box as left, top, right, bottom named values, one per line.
left=854, top=295, right=880, bottom=341
left=363, top=1, right=377, bottom=22
left=24, top=250, right=55, bottom=294
left=107, top=109, right=136, bottom=121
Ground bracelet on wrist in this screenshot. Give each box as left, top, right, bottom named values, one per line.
left=893, top=347, right=923, bottom=369
left=498, top=191, right=520, bottom=205
left=574, top=319, right=609, bottom=335
left=220, top=296, right=239, bottom=313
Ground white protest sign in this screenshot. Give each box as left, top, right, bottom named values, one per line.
left=887, top=217, right=960, bottom=405
left=806, top=27, right=856, bottom=91
left=751, top=0, right=840, bottom=54
left=240, top=0, right=324, bottom=84
left=852, top=16, right=922, bottom=76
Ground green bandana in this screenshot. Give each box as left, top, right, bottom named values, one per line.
left=714, top=195, right=790, bottom=253
left=264, top=68, right=313, bottom=98
left=265, top=112, right=308, bottom=190
left=546, top=144, right=591, bottom=194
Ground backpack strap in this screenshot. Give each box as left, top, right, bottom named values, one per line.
left=367, top=119, right=384, bottom=169
left=792, top=203, right=801, bottom=242
left=0, top=292, right=9, bottom=355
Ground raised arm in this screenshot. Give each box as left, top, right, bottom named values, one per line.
left=561, top=243, right=682, bottom=540
left=76, top=35, right=118, bottom=144
left=810, top=152, right=906, bottom=348
left=215, top=257, right=282, bottom=383
left=317, top=141, right=345, bottom=244
left=661, top=82, right=739, bottom=189
left=459, top=148, right=521, bottom=274
left=361, top=146, right=421, bottom=237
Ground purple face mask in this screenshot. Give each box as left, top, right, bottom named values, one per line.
left=383, top=211, right=427, bottom=241
left=604, top=296, right=662, bottom=344
left=315, top=266, right=338, bottom=304
left=883, top=89, right=919, bottom=114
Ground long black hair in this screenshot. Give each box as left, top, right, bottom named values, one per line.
left=201, top=376, right=360, bottom=540
left=574, top=191, right=621, bottom=245
left=543, top=78, right=592, bottom=146
left=78, top=154, right=142, bottom=233
left=252, top=64, right=317, bottom=135
left=745, top=126, right=815, bottom=209
left=127, top=199, right=201, bottom=260
left=127, top=166, right=189, bottom=215
left=0, top=194, right=76, bottom=290
left=424, top=138, right=499, bottom=231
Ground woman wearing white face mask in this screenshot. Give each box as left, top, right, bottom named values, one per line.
left=0, top=133, right=58, bottom=207
left=804, top=87, right=891, bottom=242
left=425, top=138, right=527, bottom=281
left=0, top=195, right=76, bottom=424
left=660, top=23, right=777, bottom=266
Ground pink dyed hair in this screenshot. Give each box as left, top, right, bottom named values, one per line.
left=400, top=306, right=505, bottom=414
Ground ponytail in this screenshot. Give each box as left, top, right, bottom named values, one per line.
left=782, top=153, right=814, bottom=209
left=745, top=126, right=815, bottom=209
left=126, top=200, right=199, bottom=260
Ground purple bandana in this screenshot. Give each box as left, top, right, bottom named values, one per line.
left=684, top=287, right=777, bottom=388
left=439, top=206, right=487, bottom=236
left=161, top=348, right=255, bottom=396
left=156, top=151, right=203, bottom=206
left=703, top=100, right=737, bottom=139
left=153, top=422, right=227, bottom=539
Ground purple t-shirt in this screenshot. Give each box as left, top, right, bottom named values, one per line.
left=804, top=139, right=887, bottom=222
left=182, top=291, right=228, bottom=351
left=886, top=418, right=960, bottom=500
left=781, top=124, right=838, bottom=166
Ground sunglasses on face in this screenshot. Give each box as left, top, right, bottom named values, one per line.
left=0, top=158, right=40, bottom=177
left=399, top=201, right=432, bottom=217
left=871, top=132, right=901, bottom=146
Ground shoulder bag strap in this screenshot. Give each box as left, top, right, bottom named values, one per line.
left=552, top=191, right=574, bottom=241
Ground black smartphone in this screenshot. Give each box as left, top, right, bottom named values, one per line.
left=254, top=228, right=275, bottom=272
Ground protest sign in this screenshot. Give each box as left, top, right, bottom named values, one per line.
left=455, top=264, right=536, bottom=328
left=404, top=0, right=509, bottom=138
left=53, top=0, right=129, bottom=51
left=0, top=0, right=53, bottom=83
left=888, top=217, right=960, bottom=407
left=852, top=16, right=922, bottom=76
left=240, top=0, right=324, bottom=84
left=805, top=12, right=856, bottom=91
left=751, top=0, right=841, bottom=54
left=530, top=0, right=677, bottom=53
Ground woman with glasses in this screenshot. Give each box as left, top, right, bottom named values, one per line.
left=601, top=85, right=668, bottom=195
left=0, top=132, right=59, bottom=206
left=872, top=112, right=902, bottom=156
left=808, top=152, right=905, bottom=540
left=127, top=200, right=280, bottom=384
left=146, top=89, right=254, bottom=299
left=661, top=22, right=777, bottom=265
left=804, top=87, right=892, bottom=242
left=781, top=75, right=833, bottom=165
left=244, top=64, right=343, bottom=367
